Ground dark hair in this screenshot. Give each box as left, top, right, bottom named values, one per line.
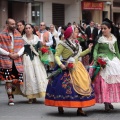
left=102, top=21, right=111, bottom=29
left=89, top=20, right=94, bottom=24
left=46, top=26, right=50, bottom=31
left=61, top=26, right=67, bottom=31
left=67, top=22, right=71, bottom=27
left=73, top=21, right=76, bottom=24
left=59, top=26, right=67, bottom=39
left=16, top=20, right=26, bottom=35
left=103, top=18, right=114, bottom=32
left=25, top=23, right=37, bottom=35
left=17, top=20, right=25, bottom=26
left=83, top=23, right=86, bottom=26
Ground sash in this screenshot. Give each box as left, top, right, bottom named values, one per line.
left=23, top=35, right=39, bottom=56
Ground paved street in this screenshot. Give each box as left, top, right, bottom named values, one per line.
left=0, top=84, right=120, bottom=120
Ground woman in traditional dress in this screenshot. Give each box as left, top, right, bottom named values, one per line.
left=73, top=26, right=89, bottom=66
left=21, top=24, right=48, bottom=103
left=45, top=27, right=95, bottom=116
left=93, top=21, right=120, bottom=111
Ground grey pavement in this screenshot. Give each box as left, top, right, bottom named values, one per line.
left=0, top=84, right=120, bottom=120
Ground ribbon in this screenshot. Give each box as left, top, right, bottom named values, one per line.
left=88, top=65, right=101, bottom=82
left=47, top=68, right=62, bottom=79
left=50, top=47, right=56, bottom=54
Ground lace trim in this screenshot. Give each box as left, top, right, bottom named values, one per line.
left=98, top=34, right=117, bottom=53
left=23, top=34, right=39, bottom=45
left=98, top=34, right=117, bottom=44
left=23, top=35, right=39, bottom=56
left=100, top=74, right=120, bottom=84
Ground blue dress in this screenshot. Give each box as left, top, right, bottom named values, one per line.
left=45, top=41, right=95, bottom=108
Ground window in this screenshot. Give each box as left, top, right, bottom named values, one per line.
left=31, top=2, right=43, bottom=26
left=52, top=3, right=65, bottom=27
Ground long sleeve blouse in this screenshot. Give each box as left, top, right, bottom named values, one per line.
left=93, top=34, right=120, bottom=64
left=55, top=41, right=91, bottom=66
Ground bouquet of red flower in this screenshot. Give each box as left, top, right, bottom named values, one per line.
left=66, top=57, right=75, bottom=71
left=41, top=47, right=49, bottom=54
left=77, top=34, right=86, bottom=43
left=67, top=63, right=74, bottom=69
left=47, top=62, right=75, bottom=79
left=38, top=47, right=49, bottom=65
left=97, top=57, right=107, bottom=68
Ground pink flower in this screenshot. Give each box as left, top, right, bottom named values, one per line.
left=75, top=40, right=79, bottom=44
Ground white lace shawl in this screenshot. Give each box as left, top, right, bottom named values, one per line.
left=23, top=34, right=39, bottom=56
left=98, top=34, right=117, bottom=53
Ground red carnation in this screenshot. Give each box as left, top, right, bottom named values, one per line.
left=97, top=58, right=107, bottom=68
left=67, top=63, right=74, bottom=69
left=41, top=47, right=49, bottom=54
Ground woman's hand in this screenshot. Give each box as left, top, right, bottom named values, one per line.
left=41, top=42, right=46, bottom=46
left=88, top=43, right=93, bottom=50
left=60, top=64, right=66, bottom=70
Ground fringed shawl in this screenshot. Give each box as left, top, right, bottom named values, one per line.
left=0, top=29, right=24, bottom=73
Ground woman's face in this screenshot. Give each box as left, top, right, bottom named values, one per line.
left=50, top=25, right=54, bottom=32
left=17, top=22, right=25, bottom=33
left=74, top=27, right=79, bottom=33
left=25, top=24, right=33, bottom=35
left=101, top=24, right=111, bottom=36
left=83, top=24, right=87, bottom=29
left=72, top=27, right=79, bottom=39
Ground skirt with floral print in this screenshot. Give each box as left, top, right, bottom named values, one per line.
left=45, top=65, right=95, bottom=108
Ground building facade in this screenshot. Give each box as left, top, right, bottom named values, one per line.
left=0, top=0, right=120, bottom=31
left=113, top=0, right=120, bottom=24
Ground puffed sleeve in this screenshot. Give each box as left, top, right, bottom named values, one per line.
left=114, top=41, right=120, bottom=59
left=55, top=44, right=64, bottom=66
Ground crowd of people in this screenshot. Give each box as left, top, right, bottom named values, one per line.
left=0, top=18, right=120, bottom=116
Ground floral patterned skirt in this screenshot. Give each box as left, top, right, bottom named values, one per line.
left=45, top=65, right=95, bottom=108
